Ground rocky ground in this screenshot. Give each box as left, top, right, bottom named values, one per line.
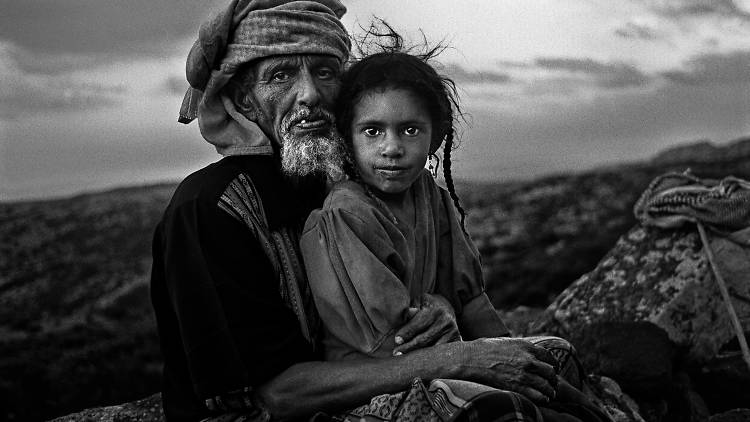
left=1, top=136, right=749, bottom=421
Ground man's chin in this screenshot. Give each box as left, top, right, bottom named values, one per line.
left=279, top=131, right=347, bottom=182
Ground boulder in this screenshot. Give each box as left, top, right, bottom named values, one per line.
left=692, top=351, right=750, bottom=414
left=557, top=321, right=674, bottom=397
left=534, top=224, right=750, bottom=365
left=586, top=375, right=646, bottom=422
left=708, top=408, right=750, bottom=422
left=49, top=393, right=163, bottom=422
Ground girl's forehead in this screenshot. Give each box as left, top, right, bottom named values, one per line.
left=355, top=88, right=431, bottom=116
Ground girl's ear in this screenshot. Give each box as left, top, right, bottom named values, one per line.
left=429, top=134, right=444, bottom=154
left=429, top=120, right=451, bottom=154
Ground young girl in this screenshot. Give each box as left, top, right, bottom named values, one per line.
left=300, top=49, right=509, bottom=362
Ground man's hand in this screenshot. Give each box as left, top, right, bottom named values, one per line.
left=392, top=293, right=461, bottom=356
left=458, top=337, right=559, bottom=404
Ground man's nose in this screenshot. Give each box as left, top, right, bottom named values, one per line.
left=295, top=71, right=322, bottom=107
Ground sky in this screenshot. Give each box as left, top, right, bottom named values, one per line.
left=1, top=0, right=749, bottom=201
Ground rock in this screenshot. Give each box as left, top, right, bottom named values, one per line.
left=49, top=393, right=163, bottom=422
left=692, top=351, right=750, bottom=414
left=534, top=224, right=750, bottom=364
left=652, top=137, right=750, bottom=166
left=708, top=408, right=750, bottom=422
left=663, top=371, right=710, bottom=422
left=556, top=321, right=674, bottom=397
left=586, top=375, right=646, bottom=422
left=496, top=306, right=545, bottom=336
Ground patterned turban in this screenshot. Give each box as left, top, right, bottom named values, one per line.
left=178, top=0, right=350, bottom=156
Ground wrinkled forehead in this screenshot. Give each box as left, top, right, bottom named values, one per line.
left=249, top=54, right=344, bottom=75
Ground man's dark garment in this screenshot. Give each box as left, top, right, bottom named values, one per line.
left=150, top=155, right=326, bottom=421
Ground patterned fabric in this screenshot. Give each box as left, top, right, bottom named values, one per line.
left=524, top=336, right=584, bottom=391
left=218, top=173, right=320, bottom=344
left=335, top=378, right=542, bottom=422
left=634, top=171, right=750, bottom=230
left=203, top=387, right=270, bottom=422
left=326, top=337, right=608, bottom=422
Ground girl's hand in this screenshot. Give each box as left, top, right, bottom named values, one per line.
left=392, top=293, right=461, bottom=356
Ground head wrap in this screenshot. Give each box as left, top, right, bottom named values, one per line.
left=179, top=0, right=350, bottom=156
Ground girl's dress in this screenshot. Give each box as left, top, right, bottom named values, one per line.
left=300, top=170, right=612, bottom=422
left=300, top=170, right=508, bottom=361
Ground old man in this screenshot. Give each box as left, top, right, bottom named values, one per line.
left=150, top=1, right=571, bottom=421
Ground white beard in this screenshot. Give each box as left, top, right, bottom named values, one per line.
left=279, top=107, right=349, bottom=182
left=280, top=128, right=349, bottom=182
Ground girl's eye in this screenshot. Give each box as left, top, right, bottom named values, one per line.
left=403, top=127, right=420, bottom=136
left=363, top=128, right=381, bottom=137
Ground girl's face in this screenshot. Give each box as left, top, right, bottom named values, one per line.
left=350, top=88, right=432, bottom=196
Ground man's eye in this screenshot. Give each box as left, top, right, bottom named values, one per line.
left=363, top=128, right=381, bottom=137
left=317, top=67, right=336, bottom=80
left=271, top=71, right=290, bottom=82
left=403, top=127, right=420, bottom=136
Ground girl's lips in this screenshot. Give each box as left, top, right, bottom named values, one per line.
left=376, top=167, right=409, bottom=177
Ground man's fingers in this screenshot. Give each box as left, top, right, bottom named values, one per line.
left=526, top=344, right=558, bottom=369
left=520, top=371, right=556, bottom=400
left=517, top=386, right=551, bottom=405
left=525, top=359, right=557, bottom=385
left=500, top=373, right=555, bottom=405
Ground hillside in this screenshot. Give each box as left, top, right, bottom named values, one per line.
left=1, top=136, right=749, bottom=421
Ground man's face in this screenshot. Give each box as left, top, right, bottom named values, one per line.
left=241, top=54, right=347, bottom=180
left=246, top=54, right=342, bottom=146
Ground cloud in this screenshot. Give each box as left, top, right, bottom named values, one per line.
left=0, top=41, right=127, bottom=118
left=459, top=76, right=750, bottom=182
left=458, top=57, right=654, bottom=105
left=661, top=49, right=750, bottom=84
left=163, top=76, right=188, bottom=96
left=1, top=42, right=103, bottom=76
left=533, top=57, right=652, bottom=88
left=614, top=21, right=663, bottom=40
left=442, top=63, right=512, bottom=84
left=639, top=0, right=750, bottom=21
left=0, top=0, right=224, bottom=56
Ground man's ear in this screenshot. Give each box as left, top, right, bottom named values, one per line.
left=229, top=85, right=254, bottom=114
left=225, top=75, right=259, bottom=120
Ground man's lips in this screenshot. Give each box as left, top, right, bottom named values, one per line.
left=293, top=118, right=329, bottom=130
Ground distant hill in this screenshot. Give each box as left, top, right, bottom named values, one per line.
left=1, top=136, right=749, bottom=421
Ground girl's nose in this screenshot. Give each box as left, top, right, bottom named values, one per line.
left=381, top=134, right=404, bottom=157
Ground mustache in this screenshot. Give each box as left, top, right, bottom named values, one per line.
left=281, top=107, right=336, bottom=133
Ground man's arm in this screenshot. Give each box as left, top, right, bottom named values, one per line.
left=257, top=338, right=559, bottom=420
left=156, top=195, right=316, bottom=415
